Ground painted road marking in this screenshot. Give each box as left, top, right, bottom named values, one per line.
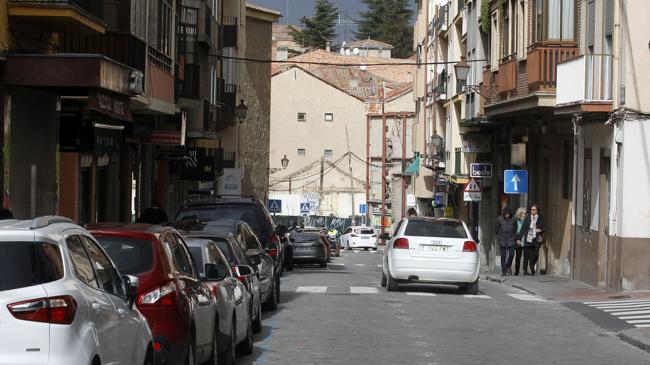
left=463, top=294, right=492, bottom=299
left=406, top=292, right=437, bottom=297
left=355, top=264, right=366, bottom=266
left=584, top=299, right=650, bottom=305
left=585, top=299, right=650, bottom=328
left=350, top=287, right=379, bottom=294
left=608, top=309, right=650, bottom=316
left=296, top=286, right=327, bottom=293
left=508, top=293, right=546, bottom=302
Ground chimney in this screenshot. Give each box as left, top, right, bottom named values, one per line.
left=326, top=41, right=331, bottom=52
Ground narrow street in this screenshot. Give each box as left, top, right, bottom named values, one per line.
left=242, top=249, right=650, bottom=365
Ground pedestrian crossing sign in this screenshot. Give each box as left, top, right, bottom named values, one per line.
left=463, top=178, right=481, bottom=201
left=300, top=202, right=310, bottom=213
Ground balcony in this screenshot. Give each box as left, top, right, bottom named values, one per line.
left=203, top=100, right=219, bottom=133
left=59, top=33, right=146, bottom=73
left=8, top=0, right=105, bottom=33
left=177, top=64, right=200, bottom=100
left=216, top=148, right=236, bottom=171
left=497, top=55, right=517, bottom=97
left=436, top=5, right=448, bottom=34
left=556, top=54, right=613, bottom=113
left=527, top=45, right=579, bottom=92
left=222, top=83, right=237, bottom=115
left=223, top=16, right=238, bottom=48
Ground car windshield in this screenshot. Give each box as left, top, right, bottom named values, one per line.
left=291, top=233, right=321, bottom=242
left=178, top=204, right=270, bottom=236
left=404, top=220, right=467, bottom=239
left=0, top=242, right=63, bottom=291
left=187, top=246, right=204, bottom=275
left=97, top=236, right=154, bottom=276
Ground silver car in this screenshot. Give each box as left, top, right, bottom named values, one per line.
left=0, top=216, right=153, bottom=365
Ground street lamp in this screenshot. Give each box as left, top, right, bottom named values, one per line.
left=454, top=57, right=471, bottom=84
left=235, top=99, right=248, bottom=123
left=281, top=155, right=289, bottom=169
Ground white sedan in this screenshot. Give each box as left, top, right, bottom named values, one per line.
left=340, top=226, right=377, bottom=250
left=381, top=217, right=480, bottom=294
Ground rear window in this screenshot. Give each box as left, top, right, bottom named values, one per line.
left=188, top=247, right=204, bottom=275
left=177, top=204, right=271, bottom=237
left=290, top=233, right=321, bottom=242
left=97, top=237, right=154, bottom=276
left=0, top=242, right=63, bottom=291
left=404, top=220, right=467, bottom=239
left=357, top=229, right=375, bottom=235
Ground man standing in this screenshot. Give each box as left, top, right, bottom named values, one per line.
left=495, top=207, right=517, bottom=276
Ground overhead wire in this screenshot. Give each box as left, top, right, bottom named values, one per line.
left=268, top=154, right=348, bottom=185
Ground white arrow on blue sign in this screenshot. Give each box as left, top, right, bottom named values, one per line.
left=504, top=170, right=528, bottom=194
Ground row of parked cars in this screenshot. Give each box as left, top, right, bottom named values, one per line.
left=0, top=196, right=292, bottom=365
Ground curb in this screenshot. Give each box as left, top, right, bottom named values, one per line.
left=617, top=330, right=650, bottom=354
left=484, top=275, right=538, bottom=295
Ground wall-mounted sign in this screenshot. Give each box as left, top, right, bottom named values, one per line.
left=88, top=89, right=132, bottom=122
left=145, top=131, right=183, bottom=145
left=470, top=163, right=493, bottom=178
left=180, top=149, right=215, bottom=181
left=93, top=123, right=123, bottom=156
left=218, top=168, right=241, bottom=195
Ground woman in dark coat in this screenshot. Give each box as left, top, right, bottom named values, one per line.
left=494, top=207, right=517, bottom=276
left=518, top=204, right=545, bottom=275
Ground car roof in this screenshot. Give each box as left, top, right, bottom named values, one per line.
left=405, top=217, right=464, bottom=224
left=0, top=216, right=85, bottom=243
left=185, top=231, right=235, bottom=240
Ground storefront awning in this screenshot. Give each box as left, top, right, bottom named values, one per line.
left=439, top=173, right=470, bottom=185
left=404, top=155, right=420, bottom=175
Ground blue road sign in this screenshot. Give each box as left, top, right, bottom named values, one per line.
left=267, top=199, right=282, bottom=213
left=359, top=204, right=368, bottom=214
left=300, top=202, right=311, bottom=213
left=504, top=170, right=528, bottom=194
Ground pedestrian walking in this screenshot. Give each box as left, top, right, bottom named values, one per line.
left=407, top=207, right=417, bottom=217
left=513, top=207, right=527, bottom=275
left=137, top=201, right=169, bottom=225
left=519, top=204, right=545, bottom=275
left=494, top=207, right=517, bottom=276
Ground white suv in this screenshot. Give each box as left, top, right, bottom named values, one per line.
left=0, top=216, right=153, bottom=365
left=340, top=226, right=378, bottom=250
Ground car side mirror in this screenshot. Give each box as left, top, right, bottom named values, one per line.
left=205, top=263, right=228, bottom=281
left=234, top=265, right=254, bottom=277
left=379, top=232, right=391, bottom=240
left=122, top=275, right=139, bottom=309
left=249, top=254, right=262, bottom=266
left=275, top=224, right=288, bottom=235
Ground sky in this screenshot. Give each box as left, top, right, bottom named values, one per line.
left=250, top=0, right=416, bottom=44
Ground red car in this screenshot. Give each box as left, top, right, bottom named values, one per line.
left=88, top=224, right=221, bottom=365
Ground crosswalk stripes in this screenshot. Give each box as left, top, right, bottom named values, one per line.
left=464, top=294, right=492, bottom=299
left=350, top=287, right=379, bottom=294
left=295, top=286, right=327, bottom=293
left=584, top=299, right=650, bottom=328
left=507, top=293, right=546, bottom=302
left=406, top=292, right=437, bottom=296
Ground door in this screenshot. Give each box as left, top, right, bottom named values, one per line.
left=82, top=236, right=141, bottom=364
left=65, top=234, right=118, bottom=364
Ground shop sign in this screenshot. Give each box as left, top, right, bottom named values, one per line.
left=470, top=163, right=492, bottom=178
left=88, top=89, right=132, bottom=122
left=180, top=149, right=216, bottom=181
left=218, top=168, right=241, bottom=195
left=145, top=131, right=183, bottom=145
left=93, top=123, right=123, bottom=156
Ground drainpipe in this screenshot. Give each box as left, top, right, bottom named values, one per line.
left=571, top=114, right=581, bottom=280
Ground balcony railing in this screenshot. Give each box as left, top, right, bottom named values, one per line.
left=497, top=55, right=517, bottom=96
left=222, top=83, right=237, bottom=114
left=9, top=0, right=103, bottom=20
left=436, top=5, right=448, bottom=33
left=59, top=33, right=147, bottom=73
left=223, top=16, right=238, bottom=48
left=178, top=64, right=200, bottom=99
left=556, top=54, right=613, bottom=105
left=527, top=45, right=579, bottom=92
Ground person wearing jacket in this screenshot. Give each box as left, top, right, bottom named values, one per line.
left=519, top=204, right=545, bottom=275
left=495, top=207, right=517, bottom=276
left=513, top=208, right=527, bottom=275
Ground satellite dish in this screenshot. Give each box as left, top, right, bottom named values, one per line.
left=352, top=47, right=360, bottom=55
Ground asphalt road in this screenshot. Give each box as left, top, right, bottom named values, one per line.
left=236, top=248, right=650, bottom=365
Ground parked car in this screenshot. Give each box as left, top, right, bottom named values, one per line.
left=380, top=217, right=480, bottom=294
left=185, top=238, right=254, bottom=362
left=172, top=219, right=279, bottom=311
left=0, top=216, right=153, bottom=365
left=296, top=227, right=332, bottom=261
left=276, top=224, right=294, bottom=271
left=183, top=231, right=263, bottom=333
left=89, top=223, right=221, bottom=365
left=341, top=226, right=378, bottom=250
left=289, top=231, right=329, bottom=267
left=176, top=195, right=284, bottom=275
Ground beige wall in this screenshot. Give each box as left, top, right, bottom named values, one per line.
left=269, top=68, right=368, bottom=216
left=620, top=0, right=650, bottom=113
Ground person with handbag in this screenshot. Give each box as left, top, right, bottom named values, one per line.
left=519, top=204, right=545, bottom=275
left=513, top=207, right=527, bottom=275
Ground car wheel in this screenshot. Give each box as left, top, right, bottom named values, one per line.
left=252, top=300, right=262, bottom=333
left=364, top=247, right=369, bottom=251
left=237, top=315, right=254, bottom=355
left=219, top=323, right=236, bottom=365
left=381, top=271, right=387, bottom=287
left=372, top=247, right=378, bottom=251
left=462, top=279, right=479, bottom=295
left=185, top=336, right=196, bottom=365
left=263, top=281, right=278, bottom=311
left=386, top=271, right=399, bottom=292
left=206, top=328, right=219, bottom=365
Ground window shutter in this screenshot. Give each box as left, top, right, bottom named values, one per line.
left=587, top=0, right=595, bottom=47
left=605, top=0, right=614, bottom=36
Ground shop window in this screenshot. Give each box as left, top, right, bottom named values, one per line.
left=297, top=112, right=306, bottom=122
left=324, top=149, right=333, bottom=158
left=324, top=113, right=333, bottom=122
left=297, top=148, right=306, bottom=156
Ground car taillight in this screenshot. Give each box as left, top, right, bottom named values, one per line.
left=463, top=241, right=477, bottom=252
left=393, top=238, right=409, bottom=249
left=8, top=295, right=77, bottom=325
left=266, top=248, right=278, bottom=257
left=138, top=283, right=176, bottom=306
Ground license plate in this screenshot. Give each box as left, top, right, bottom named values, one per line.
left=420, top=245, right=448, bottom=253
left=361, top=236, right=369, bottom=240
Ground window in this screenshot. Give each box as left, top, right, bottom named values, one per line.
left=324, top=113, right=333, bottom=121
left=66, top=236, right=99, bottom=289
left=297, top=112, right=306, bottom=121
left=82, top=236, right=124, bottom=297
left=0, top=242, right=63, bottom=292
left=158, top=0, right=174, bottom=55
left=535, top=0, right=575, bottom=42
left=208, top=243, right=231, bottom=269
left=97, top=236, right=154, bottom=276
left=297, top=148, right=306, bottom=156
left=490, top=11, right=499, bottom=71
left=164, top=234, right=195, bottom=276
left=404, top=220, right=468, bottom=238
left=324, top=149, right=333, bottom=158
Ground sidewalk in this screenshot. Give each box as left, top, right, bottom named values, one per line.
left=484, top=273, right=650, bottom=355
